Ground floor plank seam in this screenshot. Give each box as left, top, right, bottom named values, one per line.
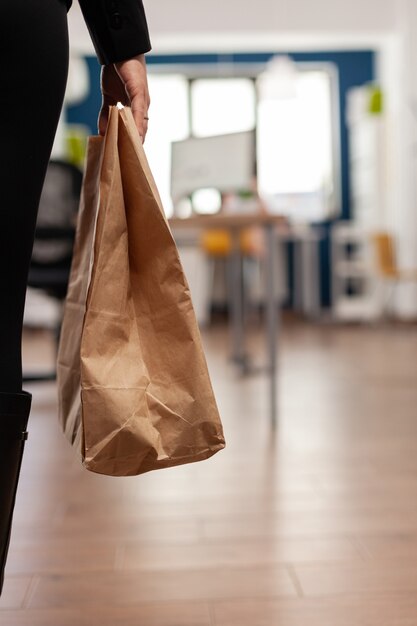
left=51, top=501, right=68, bottom=525
left=208, top=601, right=217, bottom=626
left=22, top=576, right=39, bottom=610
left=350, top=535, right=372, bottom=561
left=285, top=564, right=305, bottom=598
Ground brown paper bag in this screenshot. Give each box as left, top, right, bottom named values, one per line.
left=57, top=105, right=225, bottom=477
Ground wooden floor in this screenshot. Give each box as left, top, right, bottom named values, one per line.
left=1, top=320, right=417, bottom=625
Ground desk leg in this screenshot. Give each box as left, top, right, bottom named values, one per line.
left=265, top=223, right=278, bottom=428
left=301, top=237, right=321, bottom=318
left=228, top=228, right=249, bottom=371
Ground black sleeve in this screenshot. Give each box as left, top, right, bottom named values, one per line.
left=78, top=0, right=152, bottom=66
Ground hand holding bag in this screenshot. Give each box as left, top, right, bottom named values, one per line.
left=57, top=105, right=225, bottom=476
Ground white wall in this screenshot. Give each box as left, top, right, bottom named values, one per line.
left=387, top=0, right=417, bottom=316
left=69, top=0, right=397, bottom=54
left=145, top=0, right=396, bottom=36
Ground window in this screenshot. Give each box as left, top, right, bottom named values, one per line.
left=257, top=68, right=339, bottom=221
left=145, top=63, right=340, bottom=221
left=191, top=78, right=256, bottom=137
left=144, top=74, right=190, bottom=217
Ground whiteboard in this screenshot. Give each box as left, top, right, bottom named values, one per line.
left=170, top=130, right=255, bottom=201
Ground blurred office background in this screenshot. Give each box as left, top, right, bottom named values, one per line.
left=27, top=0, right=417, bottom=325
left=2, top=0, right=417, bottom=623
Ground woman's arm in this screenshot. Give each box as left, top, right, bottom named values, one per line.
left=77, top=0, right=152, bottom=140
left=78, top=0, right=151, bottom=65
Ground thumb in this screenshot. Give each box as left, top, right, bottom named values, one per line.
left=98, top=103, right=110, bottom=137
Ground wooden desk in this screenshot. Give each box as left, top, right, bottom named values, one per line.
left=169, top=214, right=285, bottom=229
left=169, top=213, right=285, bottom=428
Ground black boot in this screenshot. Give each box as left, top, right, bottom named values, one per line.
left=0, top=391, right=31, bottom=595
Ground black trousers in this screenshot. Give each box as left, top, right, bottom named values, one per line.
left=0, top=0, right=69, bottom=392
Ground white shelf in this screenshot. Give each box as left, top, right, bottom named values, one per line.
left=335, top=259, right=370, bottom=278
left=334, top=297, right=379, bottom=321
left=331, top=222, right=379, bottom=321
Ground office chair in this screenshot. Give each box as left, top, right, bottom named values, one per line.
left=23, top=160, right=83, bottom=382
left=372, top=231, right=417, bottom=316
left=201, top=228, right=264, bottom=320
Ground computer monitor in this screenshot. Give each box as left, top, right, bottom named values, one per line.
left=170, top=130, right=256, bottom=203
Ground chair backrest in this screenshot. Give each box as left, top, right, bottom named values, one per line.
left=31, top=160, right=83, bottom=265
left=29, top=160, right=83, bottom=299
left=372, top=232, right=398, bottom=278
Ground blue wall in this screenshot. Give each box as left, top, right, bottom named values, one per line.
left=67, top=50, right=375, bottom=306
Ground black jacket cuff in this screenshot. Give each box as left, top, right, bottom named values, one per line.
left=78, top=0, right=152, bottom=65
